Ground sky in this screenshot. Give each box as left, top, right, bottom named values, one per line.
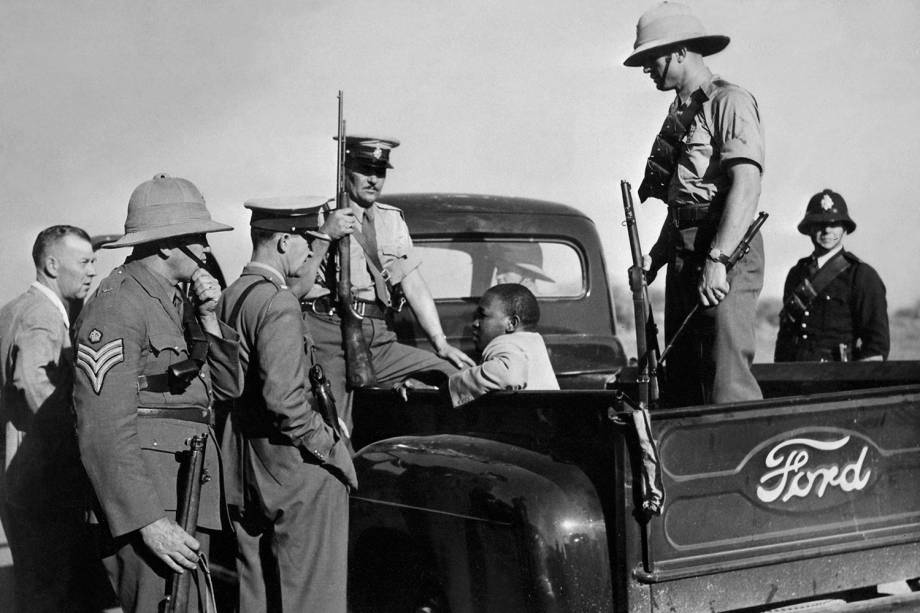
left=2, top=0, right=919, bottom=310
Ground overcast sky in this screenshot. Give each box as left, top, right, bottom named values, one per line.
left=2, top=0, right=918, bottom=310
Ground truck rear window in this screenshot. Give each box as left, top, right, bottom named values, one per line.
left=414, top=239, right=585, bottom=300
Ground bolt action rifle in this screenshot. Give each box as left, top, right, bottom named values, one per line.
left=619, top=180, right=665, bottom=520
left=159, top=433, right=215, bottom=613
left=658, top=211, right=769, bottom=365
left=335, top=91, right=376, bottom=389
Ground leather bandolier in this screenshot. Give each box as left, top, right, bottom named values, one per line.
left=638, top=89, right=707, bottom=204
left=780, top=255, right=851, bottom=325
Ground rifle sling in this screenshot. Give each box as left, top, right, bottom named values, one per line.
left=784, top=253, right=851, bottom=320
left=351, top=226, right=393, bottom=307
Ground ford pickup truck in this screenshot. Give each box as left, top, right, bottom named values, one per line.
left=346, top=193, right=920, bottom=612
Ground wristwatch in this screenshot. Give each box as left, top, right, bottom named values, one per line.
left=707, top=247, right=732, bottom=266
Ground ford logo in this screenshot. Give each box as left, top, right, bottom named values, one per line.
left=748, top=430, right=880, bottom=511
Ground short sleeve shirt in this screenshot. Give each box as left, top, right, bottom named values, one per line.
left=669, top=74, right=765, bottom=207
left=316, top=200, right=422, bottom=302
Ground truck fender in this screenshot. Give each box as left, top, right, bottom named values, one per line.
left=348, top=434, right=613, bottom=613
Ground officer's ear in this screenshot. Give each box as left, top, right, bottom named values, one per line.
left=277, top=233, right=292, bottom=255
left=505, top=313, right=521, bottom=334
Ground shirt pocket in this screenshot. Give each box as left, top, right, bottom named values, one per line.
left=149, top=333, right=187, bottom=361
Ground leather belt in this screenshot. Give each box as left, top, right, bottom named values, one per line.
left=137, top=407, right=212, bottom=424
left=670, top=205, right=712, bottom=229
left=305, top=295, right=388, bottom=320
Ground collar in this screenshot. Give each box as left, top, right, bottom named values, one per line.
left=244, top=261, right=287, bottom=288
left=30, top=281, right=70, bottom=327
left=814, top=244, right=844, bottom=269
left=125, top=259, right=182, bottom=301
left=677, top=72, right=719, bottom=107
left=350, top=200, right=376, bottom=220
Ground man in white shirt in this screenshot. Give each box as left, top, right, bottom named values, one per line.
left=0, top=225, right=111, bottom=612
left=449, top=283, right=559, bottom=407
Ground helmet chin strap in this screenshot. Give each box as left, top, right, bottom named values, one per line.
left=660, top=54, right=673, bottom=85
left=178, top=244, right=209, bottom=271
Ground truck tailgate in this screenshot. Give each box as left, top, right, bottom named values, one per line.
left=637, top=385, right=920, bottom=609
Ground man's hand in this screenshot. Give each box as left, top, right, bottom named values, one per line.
left=698, top=260, right=730, bottom=307
left=190, top=268, right=221, bottom=318
left=434, top=336, right=475, bottom=369
left=139, top=517, right=200, bottom=573
left=321, top=209, right=357, bottom=240
left=393, top=377, right=440, bottom=402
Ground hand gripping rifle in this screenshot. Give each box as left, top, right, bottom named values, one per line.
left=620, top=180, right=664, bottom=520
left=160, top=434, right=214, bottom=613
left=335, top=91, right=376, bottom=389
left=658, top=211, right=769, bottom=365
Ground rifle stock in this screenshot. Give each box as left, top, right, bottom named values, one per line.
left=159, top=433, right=208, bottom=613
left=335, top=91, right=376, bottom=389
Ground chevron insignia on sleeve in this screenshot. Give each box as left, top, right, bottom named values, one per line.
left=77, top=339, right=125, bottom=394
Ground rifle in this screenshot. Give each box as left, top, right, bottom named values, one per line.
left=620, top=180, right=664, bottom=519
left=658, top=211, right=769, bottom=365
left=159, top=433, right=211, bottom=613
left=335, top=90, right=376, bottom=389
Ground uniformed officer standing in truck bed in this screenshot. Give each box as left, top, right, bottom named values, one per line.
left=73, top=173, right=242, bottom=613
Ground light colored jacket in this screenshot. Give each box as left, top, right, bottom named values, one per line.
left=448, top=331, right=558, bottom=407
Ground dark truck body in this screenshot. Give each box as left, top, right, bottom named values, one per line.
left=348, top=194, right=920, bottom=612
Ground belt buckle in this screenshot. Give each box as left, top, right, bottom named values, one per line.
left=311, top=298, right=335, bottom=317
left=670, top=208, right=681, bottom=228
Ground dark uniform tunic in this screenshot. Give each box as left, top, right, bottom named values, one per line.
left=73, top=259, right=241, bottom=613
left=218, top=263, right=354, bottom=613
left=775, top=250, right=889, bottom=362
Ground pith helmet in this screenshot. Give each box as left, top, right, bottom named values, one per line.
left=624, top=2, right=730, bottom=67
left=104, top=173, right=233, bottom=248
left=493, top=242, right=555, bottom=282
left=797, top=189, right=857, bottom=235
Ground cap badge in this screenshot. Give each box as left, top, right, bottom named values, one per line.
left=820, top=194, right=834, bottom=211
left=372, top=147, right=383, bottom=160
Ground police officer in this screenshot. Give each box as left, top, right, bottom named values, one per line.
left=73, top=173, right=242, bottom=613
left=625, top=2, right=765, bottom=405
left=217, top=197, right=356, bottom=612
left=775, top=189, right=889, bottom=362
left=303, top=136, right=474, bottom=433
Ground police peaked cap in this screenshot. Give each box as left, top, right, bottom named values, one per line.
left=336, top=135, right=400, bottom=169
left=244, top=195, right=331, bottom=238
left=797, top=189, right=857, bottom=235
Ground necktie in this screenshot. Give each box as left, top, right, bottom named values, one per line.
left=361, top=209, right=389, bottom=304
left=363, top=208, right=379, bottom=260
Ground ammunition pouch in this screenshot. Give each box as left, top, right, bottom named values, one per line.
left=781, top=279, right=817, bottom=324
left=638, top=89, right=706, bottom=203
